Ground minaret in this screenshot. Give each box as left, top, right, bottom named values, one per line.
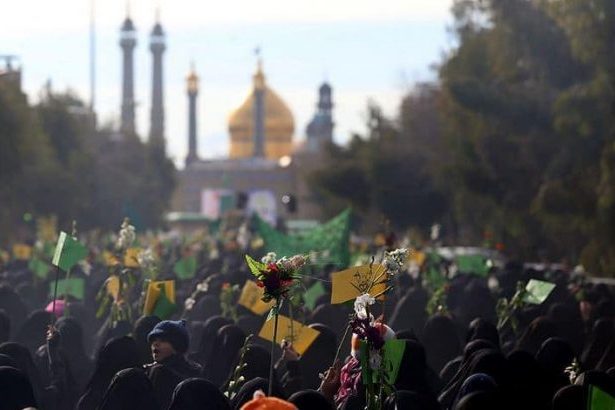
left=185, top=64, right=199, bottom=166
left=149, top=8, right=166, bottom=145
left=119, top=10, right=137, bottom=136
left=316, top=82, right=334, bottom=143
left=252, top=55, right=266, bottom=158
left=305, top=82, right=334, bottom=151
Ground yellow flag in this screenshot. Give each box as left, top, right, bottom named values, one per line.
left=37, top=216, right=57, bottom=242
left=106, top=275, right=120, bottom=300
left=330, top=264, right=387, bottom=304
left=409, top=250, right=426, bottom=267
left=13, top=244, right=32, bottom=261
left=124, top=247, right=142, bottom=268
left=102, top=251, right=119, bottom=267
left=258, top=314, right=320, bottom=355
left=238, top=280, right=275, bottom=315
left=143, top=280, right=176, bottom=315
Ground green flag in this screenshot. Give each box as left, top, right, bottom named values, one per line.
left=588, top=385, right=615, bottom=410
left=152, top=286, right=177, bottom=319
left=256, top=209, right=351, bottom=267
left=456, top=254, right=490, bottom=277
left=29, top=258, right=50, bottom=279
left=424, top=253, right=446, bottom=288
left=523, top=279, right=556, bottom=305
left=52, top=232, right=88, bottom=272
left=382, top=339, right=406, bottom=385
left=303, top=282, right=326, bottom=311
left=174, top=256, right=197, bottom=280
left=49, top=278, right=85, bottom=300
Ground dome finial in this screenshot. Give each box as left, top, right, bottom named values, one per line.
left=187, top=61, right=198, bottom=93
left=253, top=46, right=265, bottom=90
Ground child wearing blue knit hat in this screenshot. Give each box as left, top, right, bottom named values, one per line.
left=144, top=319, right=202, bottom=409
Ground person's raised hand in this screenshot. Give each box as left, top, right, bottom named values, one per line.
left=280, top=339, right=300, bottom=361
left=318, top=359, right=342, bottom=401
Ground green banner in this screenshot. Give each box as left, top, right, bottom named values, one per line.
left=456, top=254, right=490, bottom=277
left=256, top=209, right=351, bottom=267
left=174, top=256, right=197, bottom=280
left=49, top=278, right=85, bottom=300
left=588, top=385, right=615, bottom=410
left=52, top=232, right=88, bottom=272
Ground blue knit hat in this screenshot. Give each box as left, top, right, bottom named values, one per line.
left=147, top=319, right=189, bottom=353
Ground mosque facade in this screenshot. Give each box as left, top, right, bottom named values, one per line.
left=115, top=12, right=333, bottom=227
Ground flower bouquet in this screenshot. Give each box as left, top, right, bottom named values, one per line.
left=244, top=252, right=308, bottom=394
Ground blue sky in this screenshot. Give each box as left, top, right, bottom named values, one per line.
left=2, top=0, right=454, bottom=167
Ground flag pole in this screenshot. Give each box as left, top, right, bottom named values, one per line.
left=50, top=265, right=61, bottom=325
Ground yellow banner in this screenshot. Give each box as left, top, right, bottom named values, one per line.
left=258, top=314, right=320, bottom=355
left=143, top=280, right=176, bottom=315
left=330, top=264, right=386, bottom=304
left=106, top=275, right=120, bottom=301
left=124, top=247, right=142, bottom=268
left=238, top=280, right=275, bottom=315
left=13, top=244, right=32, bottom=261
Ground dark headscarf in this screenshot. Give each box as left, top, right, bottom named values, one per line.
left=422, top=315, right=461, bottom=374
left=465, top=319, right=499, bottom=348
left=310, top=304, right=351, bottom=339
left=389, top=287, right=428, bottom=338
left=299, top=324, right=337, bottom=390
left=384, top=390, right=438, bottom=410
left=98, top=368, right=160, bottom=410
left=133, top=315, right=161, bottom=365
left=453, top=391, right=500, bottom=410
left=453, top=373, right=496, bottom=407
left=506, top=350, right=549, bottom=410
left=547, top=303, right=584, bottom=355
left=169, top=378, right=230, bottom=410
left=552, top=385, right=583, bottom=410
left=536, top=337, right=574, bottom=398
left=0, top=366, right=37, bottom=410
left=515, top=316, right=558, bottom=355
left=0, top=285, right=27, bottom=336
left=230, top=377, right=285, bottom=410
left=0, top=342, right=44, bottom=406
left=582, top=318, right=614, bottom=370
left=15, top=310, right=53, bottom=354
left=188, top=295, right=221, bottom=322
left=76, top=336, right=139, bottom=410
left=190, top=316, right=232, bottom=368
left=57, top=316, right=92, bottom=386
left=205, top=324, right=246, bottom=387
left=439, top=349, right=509, bottom=409
left=395, top=340, right=440, bottom=409
left=236, top=315, right=265, bottom=337
left=440, top=339, right=496, bottom=386
left=288, top=390, right=333, bottom=410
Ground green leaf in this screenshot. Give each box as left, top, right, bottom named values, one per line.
left=266, top=304, right=279, bottom=322
left=245, top=254, right=267, bottom=278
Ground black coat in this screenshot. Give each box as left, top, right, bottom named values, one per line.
left=144, top=354, right=202, bottom=410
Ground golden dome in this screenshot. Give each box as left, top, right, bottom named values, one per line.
left=186, top=62, right=198, bottom=94
left=228, top=61, right=294, bottom=160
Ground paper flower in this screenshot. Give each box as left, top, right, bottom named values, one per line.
left=383, top=248, right=408, bottom=274
left=116, top=219, right=136, bottom=250
left=354, top=293, right=376, bottom=320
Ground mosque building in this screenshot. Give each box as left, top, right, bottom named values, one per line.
left=114, top=11, right=334, bottom=227
left=171, top=58, right=333, bottom=228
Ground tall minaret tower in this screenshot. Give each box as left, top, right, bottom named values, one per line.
left=185, top=64, right=199, bottom=166
left=149, top=8, right=166, bottom=145
left=252, top=53, right=266, bottom=158
left=119, top=9, right=137, bottom=136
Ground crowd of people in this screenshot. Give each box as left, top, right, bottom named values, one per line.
left=0, top=227, right=614, bottom=410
